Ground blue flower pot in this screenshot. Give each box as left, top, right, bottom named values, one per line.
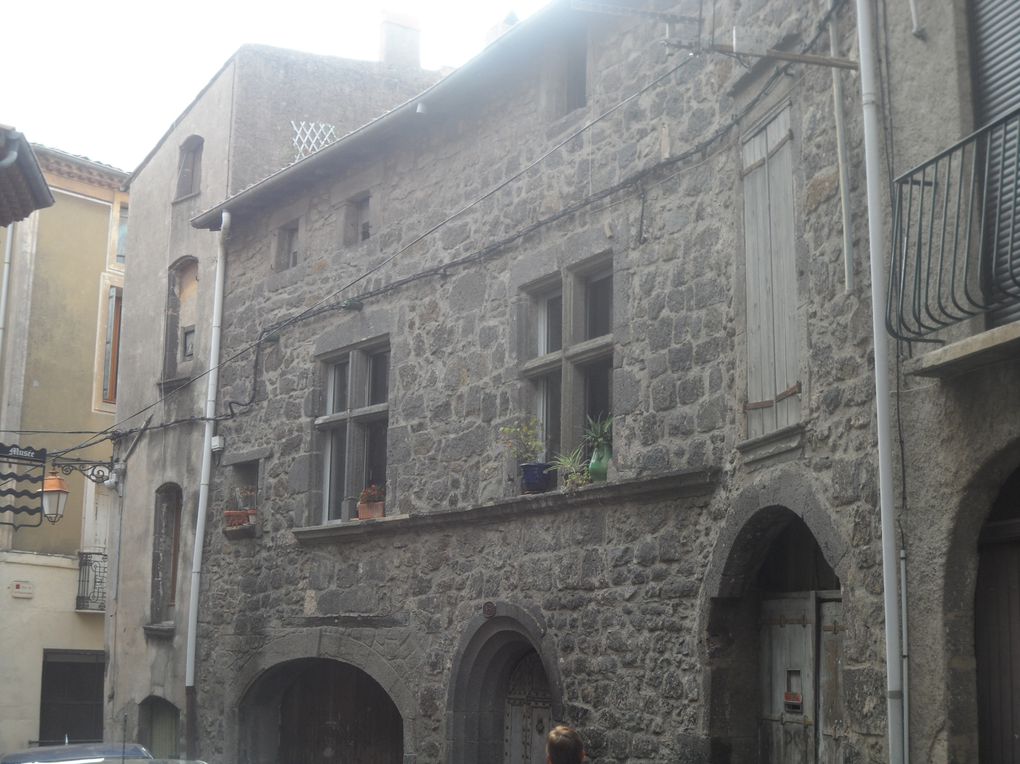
left=520, top=462, right=552, bottom=494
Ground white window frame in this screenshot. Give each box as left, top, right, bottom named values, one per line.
left=315, top=340, right=390, bottom=522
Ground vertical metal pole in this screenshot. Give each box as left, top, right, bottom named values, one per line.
left=854, top=0, right=906, bottom=761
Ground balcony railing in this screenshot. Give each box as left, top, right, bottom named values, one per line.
left=888, top=105, right=1020, bottom=342
left=76, top=551, right=107, bottom=611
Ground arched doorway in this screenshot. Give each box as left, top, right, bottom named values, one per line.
left=239, top=658, right=403, bottom=764
left=138, top=696, right=180, bottom=758
left=975, top=465, right=1020, bottom=762
left=706, top=507, right=844, bottom=763
left=447, top=604, right=564, bottom=764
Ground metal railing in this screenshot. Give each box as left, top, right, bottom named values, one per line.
left=76, top=551, right=107, bottom=611
left=888, top=105, right=1020, bottom=342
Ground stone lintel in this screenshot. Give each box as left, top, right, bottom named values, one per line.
left=293, top=467, right=719, bottom=545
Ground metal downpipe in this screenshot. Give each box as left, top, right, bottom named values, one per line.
left=854, top=0, right=906, bottom=760
left=185, top=210, right=229, bottom=756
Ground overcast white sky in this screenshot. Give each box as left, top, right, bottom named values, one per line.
left=6, top=1, right=550, bottom=172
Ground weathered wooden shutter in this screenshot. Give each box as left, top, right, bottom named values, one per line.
left=743, top=108, right=800, bottom=439
left=974, top=0, right=1020, bottom=326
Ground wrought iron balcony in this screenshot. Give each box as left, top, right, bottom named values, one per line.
left=76, top=551, right=107, bottom=612
left=888, top=105, right=1020, bottom=342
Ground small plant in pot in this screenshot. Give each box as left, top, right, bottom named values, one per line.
left=499, top=417, right=551, bottom=494
left=357, top=484, right=385, bottom=520
left=546, top=446, right=591, bottom=491
left=584, top=414, right=613, bottom=482
left=224, top=486, right=258, bottom=528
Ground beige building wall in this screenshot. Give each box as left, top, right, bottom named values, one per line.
left=0, top=148, right=127, bottom=754
left=0, top=551, right=104, bottom=752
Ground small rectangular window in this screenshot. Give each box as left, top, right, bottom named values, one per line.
left=584, top=356, right=613, bottom=423
left=564, top=26, right=588, bottom=113
left=116, top=205, right=128, bottom=264
left=276, top=220, right=300, bottom=271
left=343, top=194, right=371, bottom=246
left=331, top=360, right=349, bottom=411
left=181, top=326, right=195, bottom=360
left=327, top=425, right=348, bottom=522
left=541, top=293, right=563, bottom=354
left=102, top=286, right=123, bottom=404
left=537, top=371, right=561, bottom=460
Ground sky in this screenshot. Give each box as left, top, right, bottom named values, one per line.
left=6, top=0, right=550, bottom=172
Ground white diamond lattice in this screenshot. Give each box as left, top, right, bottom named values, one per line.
left=292, top=121, right=339, bottom=160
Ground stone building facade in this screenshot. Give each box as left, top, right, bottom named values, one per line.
left=107, top=39, right=439, bottom=756
left=120, top=0, right=1020, bottom=762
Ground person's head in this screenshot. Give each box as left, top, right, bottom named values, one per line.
left=546, top=725, right=584, bottom=764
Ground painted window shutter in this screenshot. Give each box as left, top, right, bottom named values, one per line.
left=743, top=108, right=799, bottom=439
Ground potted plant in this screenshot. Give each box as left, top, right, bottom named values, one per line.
left=357, top=484, right=386, bottom=520
left=584, top=414, right=613, bottom=482
left=499, top=417, right=551, bottom=494
left=547, top=446, right=591, bottom=491
left=224, top=486, right=257, bottom=528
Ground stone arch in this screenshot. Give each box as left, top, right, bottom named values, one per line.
left=941, top=439, right=1020, bottom=762
left=225, top=629, right=417, bottom=763
left=446, top=601, right=564, bottom=764
left=698, top=466, right=848, bottom=763
left=138, top=695, right=181, bottom=758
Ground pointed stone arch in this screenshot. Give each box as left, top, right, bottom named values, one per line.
left=446, top=602, right=565, bottom=763
left=698, top=466, right=848, bottom=762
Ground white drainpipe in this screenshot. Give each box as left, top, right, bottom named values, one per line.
left=0, top=222, right=15, bottom=371
left=854, top=1, right=906, bottom=762
left=185, top=211, right=229, bottom=737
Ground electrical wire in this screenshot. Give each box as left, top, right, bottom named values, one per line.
left=58, top=2, right=846, bottom=460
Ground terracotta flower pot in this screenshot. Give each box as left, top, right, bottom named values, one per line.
left=357, top=501, right=384, bottom=520
left=224, top=508, right=257, bottom=528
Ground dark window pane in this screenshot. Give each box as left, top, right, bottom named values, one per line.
left=369, top=351, right=389, bottom=405
left=39, top=652, right=105, bottom=745
left=116, top=206, right=128, bottom=264
left=542, top=372, right=561, bottom=458
left=328, top=425, right=347, bottom=521
left=565, top=26, right=588, bottom=112
left=332, top=361, right=349, bottom=412
left=586, top=273, right=613, bottom=339
left=365, top=419, right=388, bottom=488
left=545, top=294, right=562, bottom=353
left=584, top=356, right=613, bottom=422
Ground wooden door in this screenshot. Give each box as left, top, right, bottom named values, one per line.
left=503, top=652, right=552, bottom=764
left=976, top=521, right=1020, bottom=763
left=760, top=595, right=844, bottom=763
left=817, top=600, right=847, bottom=763
left=760, top=596, right=815, bottom=764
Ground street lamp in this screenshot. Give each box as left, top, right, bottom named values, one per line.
left=40, top=469, right=69, bottom=524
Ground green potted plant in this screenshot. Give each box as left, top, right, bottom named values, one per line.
left=357, top=484, right=385, bottom=520
left=499, top=417, right=551, bottom=493
left=546, top=446, right=591, bottom=491
left=584, top=414, right=613, bottom=482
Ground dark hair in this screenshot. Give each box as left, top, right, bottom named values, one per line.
left=547, top=725, right=584, bottom=764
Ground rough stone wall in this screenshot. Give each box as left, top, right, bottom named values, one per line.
left=187, top=1, right=1020, bottom=763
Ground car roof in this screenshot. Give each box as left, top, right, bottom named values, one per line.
left=0, top=743, right=152, bottom=763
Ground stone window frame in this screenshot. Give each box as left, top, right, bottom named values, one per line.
left=314, top=336, right=390, bottom=522
left=542, top=17, right=589, bottom=120
left=520, top=254, right=614, bottom=463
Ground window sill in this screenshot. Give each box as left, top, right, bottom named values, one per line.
left=293, top=468, right=718, bottom=546
left=904, top=321, right=1020, bottom=378
left=157, top=376, right=191, bottom=394
left=143, top=622, right=175, bottom=640
left=172, top=191, right=201, bottom=205
left=737, top=423, right=804, bottom=466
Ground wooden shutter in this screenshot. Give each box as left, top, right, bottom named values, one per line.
left=743, top=108, right=800, bottom=439
left=974, top=0, right=1020, bottom=326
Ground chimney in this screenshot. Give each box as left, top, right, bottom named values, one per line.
left=381, top=14, right=421, bottom=68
